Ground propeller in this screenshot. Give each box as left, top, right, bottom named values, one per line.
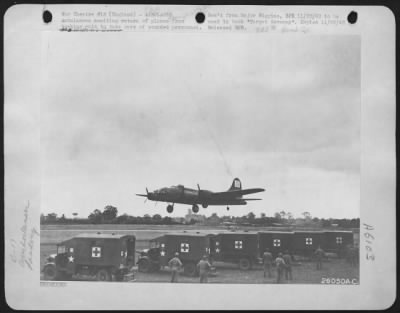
left=136, top=187, right=150, bottom=203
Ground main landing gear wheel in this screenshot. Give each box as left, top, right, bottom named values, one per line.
left=167, top=204, right=174, bottom=213
left=192, top=204, right=199, bottom=213
left=202, top=204, right=208, bottom=208
left=226, top=206, right=230, bottom=211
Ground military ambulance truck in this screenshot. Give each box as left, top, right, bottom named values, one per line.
left=137, top=232, right=214, bottom=276
left=210, top=231, right=260, bottom=270
left=292, top=230, right=325, bottom=258
left=257, top=231, right=294, bottom=258
left=323, top=230, right=354, bottom=257
left=42, top=233, right=136, bottom=281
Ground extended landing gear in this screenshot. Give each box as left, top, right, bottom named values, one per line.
left=202, top=204, right=208, bottom=208
left=226, top=206, right=230, bottom=211
left=167, top=204, right=174, bottom=213
left=192, top=204, right=199, bottom=213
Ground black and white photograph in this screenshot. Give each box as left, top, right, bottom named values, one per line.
left=4, top=4, right=396, bottom=310
left=38, top=31, right=361, bottom=285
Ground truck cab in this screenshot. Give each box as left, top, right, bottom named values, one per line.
left=42, top=233, right=136, bottom=281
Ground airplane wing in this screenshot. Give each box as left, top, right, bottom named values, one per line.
left=212, top=188, right=265, bottom=198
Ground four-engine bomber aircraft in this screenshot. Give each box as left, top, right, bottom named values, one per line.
left=136, top=178, right=265, bottom=214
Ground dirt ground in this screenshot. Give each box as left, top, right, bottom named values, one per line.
left=40, top=224, right=359, bottom=284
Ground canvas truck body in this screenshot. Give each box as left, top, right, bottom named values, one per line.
left=42, top=233, right=136, bottom=281
left=138, top=232, right=215, bottom=276
left=291, top=231, right=325, bottom=257
left=323, top=231, right=354, bottom=257
left=257, top=231, right=294, bottom=258
left=210, top=231, right=259, bottom=270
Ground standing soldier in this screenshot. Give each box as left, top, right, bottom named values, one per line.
left=349, top=245, right=359, bottom=267
left=262, top=248, right=273, bottom=278
left=168, top=252, right=183, bottom=283
left=282, top=250, right=293, bottom=281
left=197, top=255, right=212, bottom=283
left=314, top=246, right=324, bottom=270
left=275, top=253, right=286, bottom=283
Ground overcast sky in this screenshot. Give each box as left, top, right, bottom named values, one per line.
left=39, top=32, right=360, bottom=219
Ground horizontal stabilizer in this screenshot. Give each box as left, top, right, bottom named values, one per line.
left=213, top=188, right=265, bottom=198
left=241, top=198, right=262, bottom=201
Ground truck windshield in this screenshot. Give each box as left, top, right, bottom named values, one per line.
left=149, top=241, right=159, bottom=248
left=57, top=245, right=66, bottom=254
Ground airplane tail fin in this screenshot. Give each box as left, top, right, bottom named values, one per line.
left=228, top=178, right=242, bottom=191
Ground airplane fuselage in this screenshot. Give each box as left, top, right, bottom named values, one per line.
left=137, top=178, right=264, bottom=214
left=149, top=185, right=247, bottom=206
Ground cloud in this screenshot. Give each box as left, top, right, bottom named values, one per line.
left=37, top=33, right=360, bottom=218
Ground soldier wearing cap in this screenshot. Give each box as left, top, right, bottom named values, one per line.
left=275, top=252, right=286, bottom=283
left=282, top=250, right=293, bottom=281
left=168, top=252, right=183, bottom=283
left=262, top=248, right=273, bottom=278
left=197, top=255, right=212, bottom=283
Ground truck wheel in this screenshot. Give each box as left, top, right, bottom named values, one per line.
left=96, top=269, right=111, bottom=281
left=239, top=258, right=251, bottom=271
left=138, top=259, right=151, bottom=273
left=43, top=264, right=57, bottom=280
left=183, top=262, right=197, bottom=277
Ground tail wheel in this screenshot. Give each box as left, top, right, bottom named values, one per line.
left=183, top=262, right=197, bottom=277
left=227, top=206, right=230, bottom=211
left=202, top=204, right=208, bottom=208
left=138, top=258, right=151, bottom=273
left=167, top=205, right=173, bottom=213
left=192, top=204, right=199, bottom=213
left=239, top=258, right=251, bottom=270
left=43, top=264, right=57, bottom=280
left=96, top=269, right=111, bottom=281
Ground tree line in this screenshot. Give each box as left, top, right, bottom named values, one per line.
left=40, top=206, right=360, bottom=229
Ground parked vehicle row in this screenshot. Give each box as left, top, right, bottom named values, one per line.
left=42, top=229, right=354, bottom=281
left=138, top=230, right=354, bottom=274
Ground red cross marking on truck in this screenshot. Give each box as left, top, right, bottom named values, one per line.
left=92, top=247, right=101, bottom=257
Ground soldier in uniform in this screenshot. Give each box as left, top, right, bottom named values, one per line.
left=262, top=248, right=273, bottom=278
left=275, top=253, right=286, bottom=283
left=314, top=246, right=324, bottom=270
left=349, top=245, right=359, bottom=267
left=197, top=255, right=212, bottom=283
left=282, top=250, right=293, bottom=281
left=168, top=252, right=183, bottom=283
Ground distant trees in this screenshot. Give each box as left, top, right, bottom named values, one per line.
left=88, top=209, right=103, bottom=224
left=40, top=207, right=360, bottom=229
left=247, top=212, right=256, bottom=222
left=102, top=205, right=118, bottom=221
left=46, top=213, right=58, bottom=223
